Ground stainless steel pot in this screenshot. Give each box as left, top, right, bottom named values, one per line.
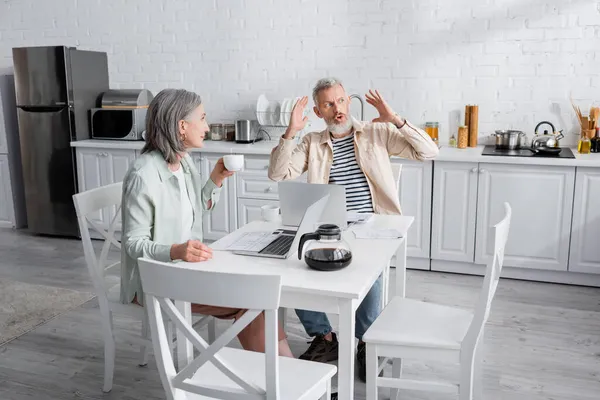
left=491, top=130, right=526, bottom=150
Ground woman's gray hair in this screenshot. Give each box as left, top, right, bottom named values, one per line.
left=312, top=77, right=344, bottom=104
left=141, top=88, right=202, bottom=164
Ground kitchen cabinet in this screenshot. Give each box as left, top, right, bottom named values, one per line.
left=569, top=167, right=600, bottom=274
left=200, top=153, right=236, bottom=241
left=75, top=148, right=136, bottom=230
left=0, top=154, right=14, bottom=227
left=395, top=160, right=433, bottom=263
left=431, top=162, right=478, bottom=263
left=475, top=163, right=575, bottom=271
left=238, top=198, right=280, bottom=227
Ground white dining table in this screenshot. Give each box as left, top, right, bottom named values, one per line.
left=174, top=214, right=413, bottom=400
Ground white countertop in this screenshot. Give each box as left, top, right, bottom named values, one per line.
left=71, top=139, right=600, bottom=168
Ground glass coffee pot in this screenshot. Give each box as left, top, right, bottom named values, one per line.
left=298, top=224, right=352, bottom=271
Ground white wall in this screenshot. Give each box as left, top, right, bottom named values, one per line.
left=0, top=0, right=598, bottom=144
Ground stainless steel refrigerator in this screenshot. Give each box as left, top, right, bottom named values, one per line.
left=12, top=46, right=109, bottom=237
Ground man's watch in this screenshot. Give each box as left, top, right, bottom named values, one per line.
left=394, top=114, right=407, bottom=129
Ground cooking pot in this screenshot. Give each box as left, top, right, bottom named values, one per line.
left=491, top=130, right=526, bottom=150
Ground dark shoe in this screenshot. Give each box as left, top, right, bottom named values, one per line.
left=357, top=341, right=383, bottom=383
left=299, top=332, right=339, bottom=362
left=331, top=393, right=338, bottom=400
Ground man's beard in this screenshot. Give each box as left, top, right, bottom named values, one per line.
left=326, top=116, right=353, bottom=135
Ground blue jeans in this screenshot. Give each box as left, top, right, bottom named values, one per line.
left=295, top=275, right=382, bottom=341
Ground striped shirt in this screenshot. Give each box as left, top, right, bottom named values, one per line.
left=328, top=133, right=374, bottom=213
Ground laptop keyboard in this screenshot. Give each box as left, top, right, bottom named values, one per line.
left=259, top=234, right=295, bottom=256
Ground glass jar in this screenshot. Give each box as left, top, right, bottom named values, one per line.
left=424, top=122, right=439, bottom=145
left=224, top=124, right=236, bottom=141
left=578, top=130, right=592, bottom=154
left=209, top=123, right=224, bottom=141
left=449, top=134, right=457, bottom=148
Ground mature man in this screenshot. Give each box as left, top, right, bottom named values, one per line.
left=268, top=77, right=438, bottom=380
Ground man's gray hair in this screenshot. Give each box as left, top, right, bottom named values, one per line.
left=142, top=88, right=202, bottom=164
left=312, top=77, right=344, bottom=105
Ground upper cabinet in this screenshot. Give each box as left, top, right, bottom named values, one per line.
left=569, top=167, right=600, bottom=274
left=475, top=163, right=575, bottom=271
left=431, top=161, right=479, bottom=263
left=396, top=160, right=433, bottom=261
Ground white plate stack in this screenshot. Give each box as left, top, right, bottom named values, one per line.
left=256, top=95, right=305, bottom=127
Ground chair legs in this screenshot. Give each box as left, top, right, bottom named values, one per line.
left=101, top=310, right=116, bottom=393
left=139, top=316, right=150, bottom=367
left=366, top=344, right=378, bottom=400
left=390, top=358, right=402, bottom=400
left=208, top=317, right=216, bottom=344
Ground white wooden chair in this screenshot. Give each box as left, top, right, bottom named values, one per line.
left=72, top=182, right=216, bottom=392
left=138, top=257, right=337, bottom=400
left=363, top=202, right=512, bottom=400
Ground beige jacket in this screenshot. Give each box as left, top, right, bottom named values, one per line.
left=268, top=118, right=439, bottom=215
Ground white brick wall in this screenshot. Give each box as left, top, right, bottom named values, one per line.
left=0, top=0, right=599, bottom=144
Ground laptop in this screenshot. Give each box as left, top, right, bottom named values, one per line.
left=232, top=195, right=330, bottom=259
left=278, top=181, right=347, bottom=228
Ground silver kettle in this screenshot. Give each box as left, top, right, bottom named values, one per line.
left=532, top=121, right=563, bottom=149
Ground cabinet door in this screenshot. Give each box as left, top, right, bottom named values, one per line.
left=569, top=167, right=600, bottom=274
left=238, top=198, right=280, bottom=227
left=0, top=154, right=14, bottom=226
left=396, top=160, right=433, bottom=259
left=431, top=162, right=479, bottom=262
left=76, top=148, right=105, bottom=227
left=103, top=149, right=136, bottom=230
left=475, top=163, right=575, bottom=271
left=201, top=154, right=236, bottom=241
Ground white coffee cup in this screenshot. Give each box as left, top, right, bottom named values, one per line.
left=261, top=204, right=280, bottom=222
left=223, top=154, right=244, bottom=172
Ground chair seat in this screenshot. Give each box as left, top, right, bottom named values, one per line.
left=185, top=347, right=337, bottom=399
left=363, top=297, right=473, bottom=350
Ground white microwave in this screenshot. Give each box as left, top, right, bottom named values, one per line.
left=90, top=108, right=146, bottom=141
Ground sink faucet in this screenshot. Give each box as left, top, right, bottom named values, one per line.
left=349, top=94, right=364, bottom=121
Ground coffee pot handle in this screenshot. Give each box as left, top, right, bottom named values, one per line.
left=298, top=232, right=320, bottom=260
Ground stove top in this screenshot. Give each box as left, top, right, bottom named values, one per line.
left=481, top=145, right=575, bottom=159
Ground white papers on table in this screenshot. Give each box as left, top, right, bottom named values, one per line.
left=210, top=231, right=280, bottom=252
left=347, top=212, right=373, bottom=224
left=353, top=228, right=403, bottom=239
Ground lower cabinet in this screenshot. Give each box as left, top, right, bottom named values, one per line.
left=475, top=163, right=575, bottom=271
left=238, top=198, right=280, bottom=227
left=200, top=153, right=236, bottom=241
left=396, top=160, right=433, bottom=262
left=76, top=148, right=136, bottom=232
left=569, top=167, right=600, bottom=274
left=431, top=161, right=478, bottom=263
left=0, top=154, right=14, bottom=227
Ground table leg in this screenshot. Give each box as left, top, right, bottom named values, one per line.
left=175, top=300, right=193, bottom=370
left=337, top=299, right=357, bottom=400
left=395, top=238, right=407, bottom=298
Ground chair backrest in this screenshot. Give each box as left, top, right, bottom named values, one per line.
left=464, top=202, right=511, bottom=353
left=391, top=163, right=402, bottom=192
left=72, top=182, right=123, bottom=301
left=137, top=257, right=283, bottom=400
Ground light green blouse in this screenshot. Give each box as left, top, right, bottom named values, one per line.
left=119, top=150, right=221, bottom=305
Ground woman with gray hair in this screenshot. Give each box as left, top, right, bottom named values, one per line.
left=120, top=88, right=293, bottom=356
